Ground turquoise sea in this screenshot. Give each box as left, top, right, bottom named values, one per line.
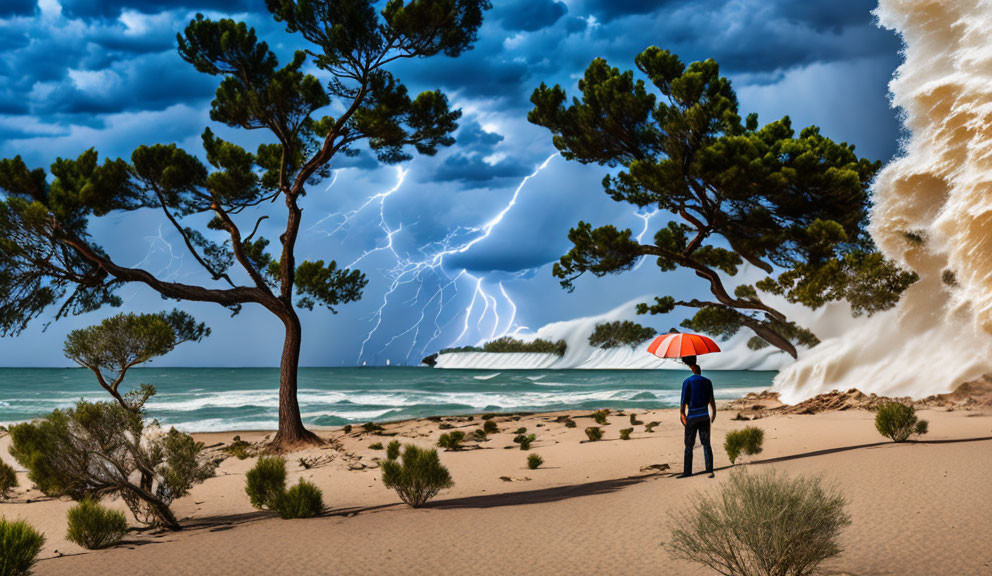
left=0, top=367, right=774, bottom=431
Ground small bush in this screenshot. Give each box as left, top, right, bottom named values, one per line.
left=482, top=413, right=497, bottom=421
left=482, top=420, right=499, bottom=434
left=512, top=427, right=526, bottom=435
left=527, top=454, right=543, bottom=470
left=0, top=518, right=45, bottom=576
left=645, top=421, right=660, bottom=432
left=438, top=422, right=453, bottom=430
left=386, top=440, right=401, bottom=461
left=619, top=428, right=633, bottom=440
left=514, top=434, right=536, bottom=450
left=342, top=424, right=352, bottom=434
left=66, top=499, right=128, bottom=549
left=0, top=460, right=17, bottom=499
left=585, top=427, right=603, bottom=441
left=668, top=470, right=850, bottom=576
left=362, top=422, right=384, bottom=434
left=588, top=320, right=656, bottom=349
left=593, top=410, right=609, bottom=425
left=629, top=413, right=643, bottom=425
left=438, top=431, right=466, bottom=451
left=245, top=456, right=286, bottom=510
left=381, top=444, right=453, bottom=507
left=724, top=427, right=765, bottom=465
left=275, top=480, right=324, bottom=519
left=875, top=402, right=929, bottom=442
left=563, top=418, right=577, bottom=428
left=472, top=429, right=487, bottom=442
left=369, top=442, right=384, bottom=450
left=224, top=439, right=251, bottom=460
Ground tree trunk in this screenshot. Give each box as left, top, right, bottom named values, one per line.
left=271, top=310, right=322, bottom=449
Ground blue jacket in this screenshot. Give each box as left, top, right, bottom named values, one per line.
left=681, top=374, right=714, bottom=422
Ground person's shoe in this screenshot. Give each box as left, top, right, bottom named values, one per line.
left=707, top=472, right=715, bottom=478
left=675, top=473, right=692, bottom=479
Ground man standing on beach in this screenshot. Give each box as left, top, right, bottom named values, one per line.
left=678, top=358, right=716, bottom=478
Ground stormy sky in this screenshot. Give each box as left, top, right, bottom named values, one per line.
left=0, top=0, right=903, bottom=367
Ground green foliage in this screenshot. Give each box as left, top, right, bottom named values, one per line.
left=513, top=427, right=527, bottom=435
left=527, top=453, right=544, bottom=470
left=588, top=320, right=656, bottom=349
left=0, top=460, right=16, bottom=499
left=563, top=418, right=577, bottom=428
left=63, top=310, right=208, bottom=410
left=482, top=420, right=499, bottom=434
left=275, top=480, right=324, bottom=519
left=362, top=422, right=384, bottom=434
left=724, top=427, right=765, bottom=464
left=437, top=431, right=465, bottom=451
left=66, top=499, right=128, bottom=550
left=342, top=425, right=352, bottom=434
left=584, top=427, right=603, bottom=441
left=530, top=48, right=916, bottom=357
left=0, top=518, right=45, bottom=576
left=245, top=456, right=286, bottom=511
left=629, top=413, right=643, bottom=425
left=380, top=444, right=453, bottom=508
left=369, top=442, right=384, bottom=450
left=480, top=337, right=567, bottom=356
left=645, top=421, right=660, bottom=433
left=593, top=410, right=609, bottom=425
left=293, top=259, right=367, bottom=312
left=8, top=400, right=214, bottom=529
left=386, top=440, right=401, bottom=461
left=225, top=439, right=252, bottom=460
left=668, top=470, right=850, bottom=576
left=874, top=403, right=929, bottom=442
left=619, top=428, right=633, bottom=440
left=471, top=429, right=487, bottom=442
left=513, top=434, right=536, bottom=450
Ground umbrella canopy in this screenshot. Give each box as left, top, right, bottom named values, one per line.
left=646, top=332, right=721, bottom=359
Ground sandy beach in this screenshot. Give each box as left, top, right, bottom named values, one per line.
left=2, top=405, right=991, bottom=576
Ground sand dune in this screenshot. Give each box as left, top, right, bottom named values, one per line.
left=3, top=407, right=991, bottom=576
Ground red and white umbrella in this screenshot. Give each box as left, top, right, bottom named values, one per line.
left=646, top=332, right=721, bottom=359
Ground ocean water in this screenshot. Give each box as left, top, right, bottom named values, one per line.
left=0, top=367, right=774, bottom=432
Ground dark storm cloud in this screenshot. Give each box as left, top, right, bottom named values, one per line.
left=493, top=0, right=567, bottom=32
left=58, top=0, right=265, bottom=19
left=0, top=0, right=35, bottom=17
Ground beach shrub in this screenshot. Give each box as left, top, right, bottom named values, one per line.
left=362, top=422, right=384, bottom=434
left=482, top=413, right=497, bottom=421
left=629, top=413, right=643, bottom=426
left=588, top=320, right=656, bottom=349
left=66, top=499, right=128, bottom=549
left=225, top=438, right=251, bottom=460
left=668, top=470, right=850, bottom=576
left=875, top=402, right=929, bottom=442
left=585, top=427, right=603, bottom=441
left=342, top=425, right=352, bottom=434
left=527, top=454, right=544, bottom=470
left=275, top=480, right=324, bottom=519
left=593, top=410, right=609, bottom=425
left=437, top=431, right=466, bottom=451
left=0, top=460, right=16, bottom=499
left=369, top=442, right=384, bottom=450
left=8, top=400, right=215, bottom=530
left=0, top=518, right=45, bottom=576
left=386, top=440, right=401, bottom=461
left=619, top=428, right=633, bottom=440
left=514, top=434, right=536, bottom=450
left=724, top=427, right=765, bottom=465
left=513, top=427, right=527, bottom=435
left=645, top=421, right=660, bottom=432
left=438, top=422, right=453, bottom=430
left=381, top=444, right=453, bottom=508
left=563, top=418, right=577, bottom=428
left=472, top=429, right=487, bottom=442
left=245, top=456, right=287, bottom=511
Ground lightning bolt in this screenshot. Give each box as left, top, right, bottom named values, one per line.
left=319, top=154, right=559, bottom=364
left=632, top=208, right=660, bottom=271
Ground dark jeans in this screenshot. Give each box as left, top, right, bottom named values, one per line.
left=683, top=417, right=713, bottom=475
